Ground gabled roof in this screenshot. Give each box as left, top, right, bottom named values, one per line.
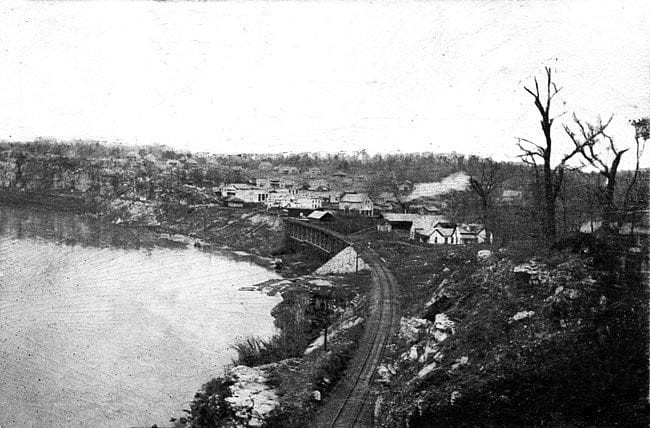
left=340, top=193, right=370, bottom=203
left=381, top=213, right=420, bottom=223
left=226, top=183, right=254, bottom=190
left=457, top=223, right=485, bottom=235
left=432, top=225, right=456, bottom=237
left=412, top=215, right=450, bottom=230
left=307, top=210, right=334, bottom=220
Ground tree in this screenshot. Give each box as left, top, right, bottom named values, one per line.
left=467, top=158, right=506, bottom=219
left=563, top=115, right=622, bottom=231
left=564, top=116, right=649, bottom=233
left=517, top=67, right=583, bottom=243
left=622, top=118, right=650, bottom=223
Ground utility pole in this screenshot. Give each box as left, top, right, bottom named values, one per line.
left=323, top=299, right=329, bottom=351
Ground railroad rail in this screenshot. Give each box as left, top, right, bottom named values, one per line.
left=283, top=219, right=399, bottom=426
left=314, top=248, right=398, bottom=427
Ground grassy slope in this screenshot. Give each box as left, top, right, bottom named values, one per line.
left=372, top=239, right=648, bottom=427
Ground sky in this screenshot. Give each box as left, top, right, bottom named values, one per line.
left=0, top=0, right=648, bottom=168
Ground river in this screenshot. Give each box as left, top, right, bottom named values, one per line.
left=0, top=204, right=282, bottom=427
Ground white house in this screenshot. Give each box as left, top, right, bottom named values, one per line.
left=413, top=222, right=490, bottom=245
left=266, top=188, right=293, bottom=208
left=415, top=222, right=457, bottom=244
left=409, top=215, right=450, bottom=239
left=452, top=223, right=490, bottom=244
left=339, top=193, right=374, bottom=216
left=221, top=183, right=268, bottom=203
left=288, top=196, right=323, bottom=210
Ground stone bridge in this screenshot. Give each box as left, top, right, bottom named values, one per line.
left=285, top=219, right=351, bottom=258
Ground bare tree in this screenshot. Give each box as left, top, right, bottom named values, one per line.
left=563, top=115, right=621, bottom=231
left=468, top=158, right=506, bottom=212
left=564, top=115, right=649, bottom=233
left=517, top=67, right=582, bottom=243
left=622, top=118, right=650, bottom=222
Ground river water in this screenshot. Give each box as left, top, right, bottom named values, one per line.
left=0, top=205, right=282, bottom=427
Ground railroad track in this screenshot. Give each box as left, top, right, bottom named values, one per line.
left=314, top=248, right=398, bottom=428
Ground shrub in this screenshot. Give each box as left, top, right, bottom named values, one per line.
left=187, top=377, right=234, bottom=427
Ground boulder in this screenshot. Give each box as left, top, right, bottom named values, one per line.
left=513, top=261, right=549, bottom=285
left=377, top=365, right=392, bottom=384
left=477, top=250, right=494, bottom=263
left=399, top=317, right=432, bottom=343
left=451, top=356, right=469, bottom=371
left=434, top=313, right=455, bottom=333
left=418, top=341, right=439, bottom=363
left=431, top=330, right=449, bottom=343
left=510, top=310, right=535, bottom=322
left=408, top=345, right=420, bottom=361
left=417, top=362, right=438, bottom=378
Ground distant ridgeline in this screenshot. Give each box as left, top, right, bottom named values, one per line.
left=0, top=140, right=646, bottom=243
left=0, top=141, right=505, bottom=211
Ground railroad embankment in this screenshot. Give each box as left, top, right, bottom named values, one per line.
left=184, top=271, right=372, bottom=427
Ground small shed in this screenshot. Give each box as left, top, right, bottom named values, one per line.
left=308, top=210, right=335, bottom=221
left=287, top=207, right=315, bottom=218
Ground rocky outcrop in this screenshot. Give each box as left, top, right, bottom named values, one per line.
left=223, top=365, right=280, bottom=427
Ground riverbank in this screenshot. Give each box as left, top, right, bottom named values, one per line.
left=1, top=195, right=367, bottom=427
left=0, top=203, right=286, bottom=428
left=0, top=189, right=308, bottom=271
left=184, top=270, right=372, bottom=427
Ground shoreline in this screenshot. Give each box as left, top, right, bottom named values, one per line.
left=0, top=189, right=303, bottom=276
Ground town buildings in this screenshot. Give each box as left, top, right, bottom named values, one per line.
left=339, top=192, right=374, bottom=216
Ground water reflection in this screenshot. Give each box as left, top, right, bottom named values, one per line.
left=0, top=204, right=184, bottom=250
left=0, top=203, right=281, bottom=427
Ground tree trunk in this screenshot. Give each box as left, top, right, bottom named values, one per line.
left=542, top=118, right=557, bottom=243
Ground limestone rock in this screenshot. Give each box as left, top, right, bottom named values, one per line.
left=434, top=313, right=455, bottom=333
left=477, top=250, right=494, bottom=263
left=513, top=261, right=549, bottom=285
left=431, top=330, right=449, bottom=343
left=223, top=365, right=279, bottom=427
left=399, top=317, right=432, bottom=343
left=417, top=362, right=438, bottom=378
left=377, top=365, right=393, bottom=384
left=418, top=341, right=439, bottom=363
left=511, top=310, right=535, bottom=322
left=451, top=356, right=469, bottom=371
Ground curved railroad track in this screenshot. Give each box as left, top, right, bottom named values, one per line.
left=314, top=248, right=398, bottom=428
